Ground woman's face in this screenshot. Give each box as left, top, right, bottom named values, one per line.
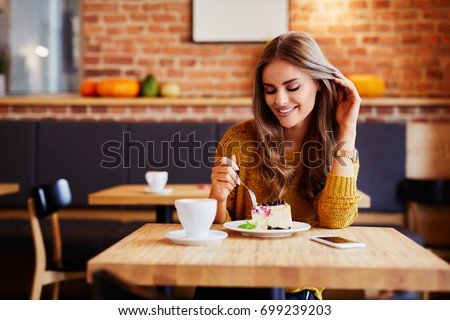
left=262, top=59, right=320, bottom=130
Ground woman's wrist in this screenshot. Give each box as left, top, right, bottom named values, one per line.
left=214, top=200, right=228, bottom=223
left=337, top=129, right=356, bottom=150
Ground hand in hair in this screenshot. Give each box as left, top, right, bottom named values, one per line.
left=333, top=72, right=361, bottom=137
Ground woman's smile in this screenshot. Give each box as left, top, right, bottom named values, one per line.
left=277, top=105, right=299, bottom=116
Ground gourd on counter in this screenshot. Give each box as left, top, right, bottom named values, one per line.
left=79, top=75, right=181, bottom=98
left=79, top=80, right=98, bottom=97
left=140, top=74, right=159, bottom=97
left=160, top=82, right=181, bottom=97
left=95, top=79, right=140, bottom=97
left=347, top=74, right=386, bottom=98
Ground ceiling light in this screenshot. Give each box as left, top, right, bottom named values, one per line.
left=34, top=46, right=49, bottom=57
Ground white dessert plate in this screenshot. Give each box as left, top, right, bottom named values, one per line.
left=143, top=187, right=173, bottom=194
left=166, top=229, right=228, bottom=246
left=223, top=220, right=311, bottom=238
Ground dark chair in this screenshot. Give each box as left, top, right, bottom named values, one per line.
left=401, top=179, right=450, bottom=251
left=92, top=269, right=167, bottom=300
left=28, top=178, right=86, bottom=299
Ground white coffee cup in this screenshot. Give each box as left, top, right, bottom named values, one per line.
left=145, top=171, right=168, bottom=192
left=175, top=198, right=217, bottom=239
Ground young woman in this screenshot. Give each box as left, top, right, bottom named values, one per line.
left=199, top=31, right=361, bottom=300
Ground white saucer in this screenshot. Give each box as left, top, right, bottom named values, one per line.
left=223, top=220, right=311, bottom=238
left=143, top=187, right=173, bottom=194
left=166, top=230, right=228, bottom=246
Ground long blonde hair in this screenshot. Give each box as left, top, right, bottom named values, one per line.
left=252, top=31, right=340, bottom=199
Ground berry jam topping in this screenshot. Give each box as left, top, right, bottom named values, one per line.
left=262, top=200, right=285, bottom=206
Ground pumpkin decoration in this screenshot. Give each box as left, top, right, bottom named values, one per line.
left=96, top=79, right=140, bottom=97
left=79, top=80, right=98, bottom=97
left=347, top=74, right=386, bottom=98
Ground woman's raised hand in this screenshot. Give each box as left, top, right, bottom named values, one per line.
left=333, top=72, right=361, bottom=136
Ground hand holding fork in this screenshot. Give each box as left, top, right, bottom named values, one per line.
left=210, top=155, right=258, bottom=207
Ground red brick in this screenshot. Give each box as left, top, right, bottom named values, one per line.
left=420, top=106, right=440, bottom=114
left=362, top=36, right=379, bottom=44
left=394, top=23, right=414, bottom=32
left=83, top=15, right=99, bottom=23
left=359, top=106, right=372, bottom=114
left=152, top=14, right=177, bottom=23
left=373, top=24, right=391, bottom=32
left=12, top=106, right=28, bottom=113
left=390, top=0, right=415, bottom=9
left=348, top=47, right=367, bottom=55
left=179, top=59, right=196, bottom=67
left=376, top=106, right=394, bottom=114
left=103, top=15, right=126, bottom=23
left=398, top=107, right=417, bottom=114
left=372, top=0, right=391, bottom=8
left=92, top=106, right=108, bottom=114
left=426, top=70, right=444, bottom=79
left=104, top=57, right=134, bottom=65
left=401, top=34, right=423, bottom=44
left=126, top=26, right=145, bottom=34
left=130, top=14, right=149, bottom=22
left=41, top=117, right=59, bottom=121
left=160, top=59, right=174, bottom=66
left=83, top=4, right=118, bottom=12
left=110, top=106, right=127, bottom=114
left=171, top=106, right=188, bottom=113
left=349, top=1, right=368, bottom=9
left=30, top=106, right=47, bottom=114
left=437, top=23, right=450, bottom=33
left=71, top=106, right=87, bottom=114
left=130, top=106, right=147, bottom=114
left=352, top=24, right=371, bottom=32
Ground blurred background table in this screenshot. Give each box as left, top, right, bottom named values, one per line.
left=89, top=184, right=211, bottom=223
left=89, top=184, right=371, bottom=223
left=0, top=183, right=19, bottom=196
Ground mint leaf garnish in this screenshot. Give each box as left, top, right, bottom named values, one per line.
left=238, top=220, right=256, bottom=229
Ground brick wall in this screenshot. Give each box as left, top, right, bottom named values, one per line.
left=2, top=102, right=450, bottom=123
left=81, top=0, right=450, bottom=98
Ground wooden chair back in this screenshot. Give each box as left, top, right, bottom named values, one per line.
left=28, top=178, right=86, bottom=299
left=404, top=121, right=450, bottom=257
left=406, top=120, right=450, bottom=179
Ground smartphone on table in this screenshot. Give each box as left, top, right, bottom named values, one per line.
left=311, top=235, right=366, bottom=249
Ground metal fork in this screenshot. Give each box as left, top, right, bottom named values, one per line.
left=226, top=157, right=258, bottom=207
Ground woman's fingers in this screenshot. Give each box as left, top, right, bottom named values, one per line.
left=219, top=156, right=239, bottom=184
left=222, top=156, right=239, bottom=171
left=334, top=73, right=360, bottom=102
left=210, top=157, right=241, bottom=202
left=212, top=164, right=238, bottom=187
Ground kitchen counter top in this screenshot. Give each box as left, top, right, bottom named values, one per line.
left=1, top=94, right=449, bottom=107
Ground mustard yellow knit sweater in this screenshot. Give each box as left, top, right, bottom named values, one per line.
left=215, top=120, right=361, bottom=299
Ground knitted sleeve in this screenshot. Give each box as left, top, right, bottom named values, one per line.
left=213, top=120, right=256, bottom=221
left=314, top=162, right=361, bottom=229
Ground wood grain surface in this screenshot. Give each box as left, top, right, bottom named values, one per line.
left=87, top=224, right=450, bottom=291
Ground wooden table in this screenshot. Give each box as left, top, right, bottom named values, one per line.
left=89, top=184, right=211, bottom=222
left=88, top=184, right=371, bottom=223
left=87, top=224, right=450, bottom=298
left=0, top=183, right=19, bottom=196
